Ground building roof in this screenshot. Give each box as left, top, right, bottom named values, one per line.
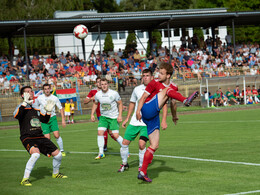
left=0, top=8, right=260, bottom=37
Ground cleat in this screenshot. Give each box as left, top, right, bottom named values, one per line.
left=52, top=173, right=68, bottom=179
left=21, top=178, right=32, bottom=186
left=138, top=171, right=152, bottom=183
left=184, top=91, right=199, bottom=107
left=104, top=145, right=108, bottom=152
left=61, top=151, right=66, bottom=157
left=118, top=163, right=129, bottom=172
left=95, top=153, right=105, bottom=160
left=71, top=121, right=74, bottom=124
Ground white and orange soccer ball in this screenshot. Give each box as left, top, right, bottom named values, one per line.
left=73, top=24, right=88, bottom=39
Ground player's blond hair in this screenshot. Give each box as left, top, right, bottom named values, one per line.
left=159, top=62, right=173, bottom=76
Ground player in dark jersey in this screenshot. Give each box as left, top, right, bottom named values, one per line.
left=136, top=62, right=198, bottom=182
left=84, top=77, right=116, bottom=151
left=14, top=86, right=67, bottom=186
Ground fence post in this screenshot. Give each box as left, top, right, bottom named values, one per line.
left=206, top=78, right=209, bottom=108
left=243, top=76, right=246, bottom=105
left=75, top=80, right=83, bottom=115
left=0, top=109, right=2, bottom=122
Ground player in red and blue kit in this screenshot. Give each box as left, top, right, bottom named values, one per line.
left=84, top=77, right=116, bottom=151
left=136, top=62, right=198, bottom=182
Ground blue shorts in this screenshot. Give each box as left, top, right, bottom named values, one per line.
left=141, top=95, right=160, bottom=135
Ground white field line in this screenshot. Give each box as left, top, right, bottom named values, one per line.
left=225, top=190, right=260, bottom=195
left=0, top=129, right=97, bottom=139
left=1, top=149, right=260, bottom=167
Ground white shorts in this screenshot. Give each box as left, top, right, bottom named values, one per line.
left=65, top=111, right=71, bottom=116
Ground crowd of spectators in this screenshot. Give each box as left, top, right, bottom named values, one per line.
left=0, top=34, right=260, bottom=95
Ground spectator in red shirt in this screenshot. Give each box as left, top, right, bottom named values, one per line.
left=75, top=62, right=82, bottom=72
left=31, top=56, right=39, bottom=67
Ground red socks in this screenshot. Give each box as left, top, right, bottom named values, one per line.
left=109, top=131, right=117, bottom=141
left=166, top=88, right=186, bottom=102
left=141, top=147, right=155, bottom=175
left=104, top=131, right=108, bottom=146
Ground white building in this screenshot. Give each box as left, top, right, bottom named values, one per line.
left=54, top=10, right=227, bottom=60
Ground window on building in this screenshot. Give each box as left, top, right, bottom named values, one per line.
left=137, top=30, right=144, bottom=38
left=174, top=28, right=180, bottom=37
left=164, top=29, right=172, bottom=38
left=110, top=31, right=118, bottom=40
left=91, top=32, right=98, bottom=41
left=214, top=28, right=219, bottom=35
left=119, top=31, right=125, bottom=39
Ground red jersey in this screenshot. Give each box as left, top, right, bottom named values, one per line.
left=87, top=88, right=101, bottom=117
left=144, top=79, right=178, bottom=103
left=252, top=89, right=258, bottom=95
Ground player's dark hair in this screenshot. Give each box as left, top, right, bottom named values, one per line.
left=96, top=77, right=101, bottom=82
left=159, top=62, right=173, bottom=76
left=100, top=78, right=108, bottom=83
left=66, top=99, right=69, bottom=102
left=142, top=69, right=153, bottom=76
left=43, top=83, right=51, bottom=89
left=20, top=86, right=32, bottom=97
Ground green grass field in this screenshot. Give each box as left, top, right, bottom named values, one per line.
left=1, top=108, right=260, bottom=195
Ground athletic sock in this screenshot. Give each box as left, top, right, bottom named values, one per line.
left=97, top=135, right=104, bottom=154
left=139, top=148, right=146, bottom=168
left=56, top=137, right=64, bottom=152
left=23, top=153, right=40, bottom=179
left=109, top=130, right=117, bottom=141
left=166, top=88, right=186, bottom=102
left=120, top=144, right=129, bottom=164
left=53, top=152, right=62, bottom=175
left=140, top=147, right=155, bottom=175
left=104, top=131, right=108, bottom=147
left=116, top=136, right=123, bottom=147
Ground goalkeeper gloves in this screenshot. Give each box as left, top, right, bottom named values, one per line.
left=21, top=92, right=33, bottom=107
left=44, top=100, right=56, bottom=114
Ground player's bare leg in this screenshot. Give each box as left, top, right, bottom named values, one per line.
left=53, top=131, right=65, bottom=156
left=170, top=99, right=178, bottom=125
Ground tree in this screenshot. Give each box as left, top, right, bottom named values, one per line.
left=124, top=31, right=137, bottom=57
left=147, top=30, right=162, bottom=55
left=104, top=32, right=114, bottom=52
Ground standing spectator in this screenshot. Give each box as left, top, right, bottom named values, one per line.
left=70, top=99, right=75, bottom=124
left=64, top=99, right=71, bottom=124
left=225, top=33, right=232, bottom=46
left=0, top=74, right=4, bottom=94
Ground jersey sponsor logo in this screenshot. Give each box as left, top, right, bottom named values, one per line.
left=30, top=117, right=41, bottom=128
left=101, top=103, right=111, bottom=111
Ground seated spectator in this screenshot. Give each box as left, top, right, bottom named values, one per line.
left=213, top=90, right=223, bottom=107
left=35, top=76, right=43, bottom=89
left=56, top=74, right=64, bottom=89
left=132, top=68, right=141, bottom=86
left=192, top=66, right=202, bottom=82
left=51, top=51, right=58, bottom=60
left=233, top=85, right=243, bottom=103
left=63, top=76, right=71, bottom=89
left=226, top=88, right=239, bottom=105
left=0, top=74, right=4, bottom=94
left=140, top=51, right=147, bottom=62
left=11, top=79, right=20, bottom=93
left=48, top=65, right=56, bottom=76
left=68, top=62, right=76, bottom=74
left=3, top=77, right=11, bottom=95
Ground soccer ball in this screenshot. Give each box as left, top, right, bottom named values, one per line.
left=73, top=24, right=88, bottom=39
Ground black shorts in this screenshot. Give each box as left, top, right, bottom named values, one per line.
left=22, top=137, right=58, bottom=156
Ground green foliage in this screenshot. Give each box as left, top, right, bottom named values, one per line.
left=193, top=27, right=204, bottom=40
left=0, top=38, right=9, bottom=55
left=124, top=31, right=137, bottom=56
left=104, top=32, right=114, bottom=52
left=147, top=30, right=162, bottom=55
left=120, top=0, right=192, bottom=11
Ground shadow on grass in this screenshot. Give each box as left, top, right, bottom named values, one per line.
left=138, top=159, right=190, bottom=184
left=30, top=166, right=52, bottom=182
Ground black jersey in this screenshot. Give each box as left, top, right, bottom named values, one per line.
left=13, top=104, right=50, bottom=141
